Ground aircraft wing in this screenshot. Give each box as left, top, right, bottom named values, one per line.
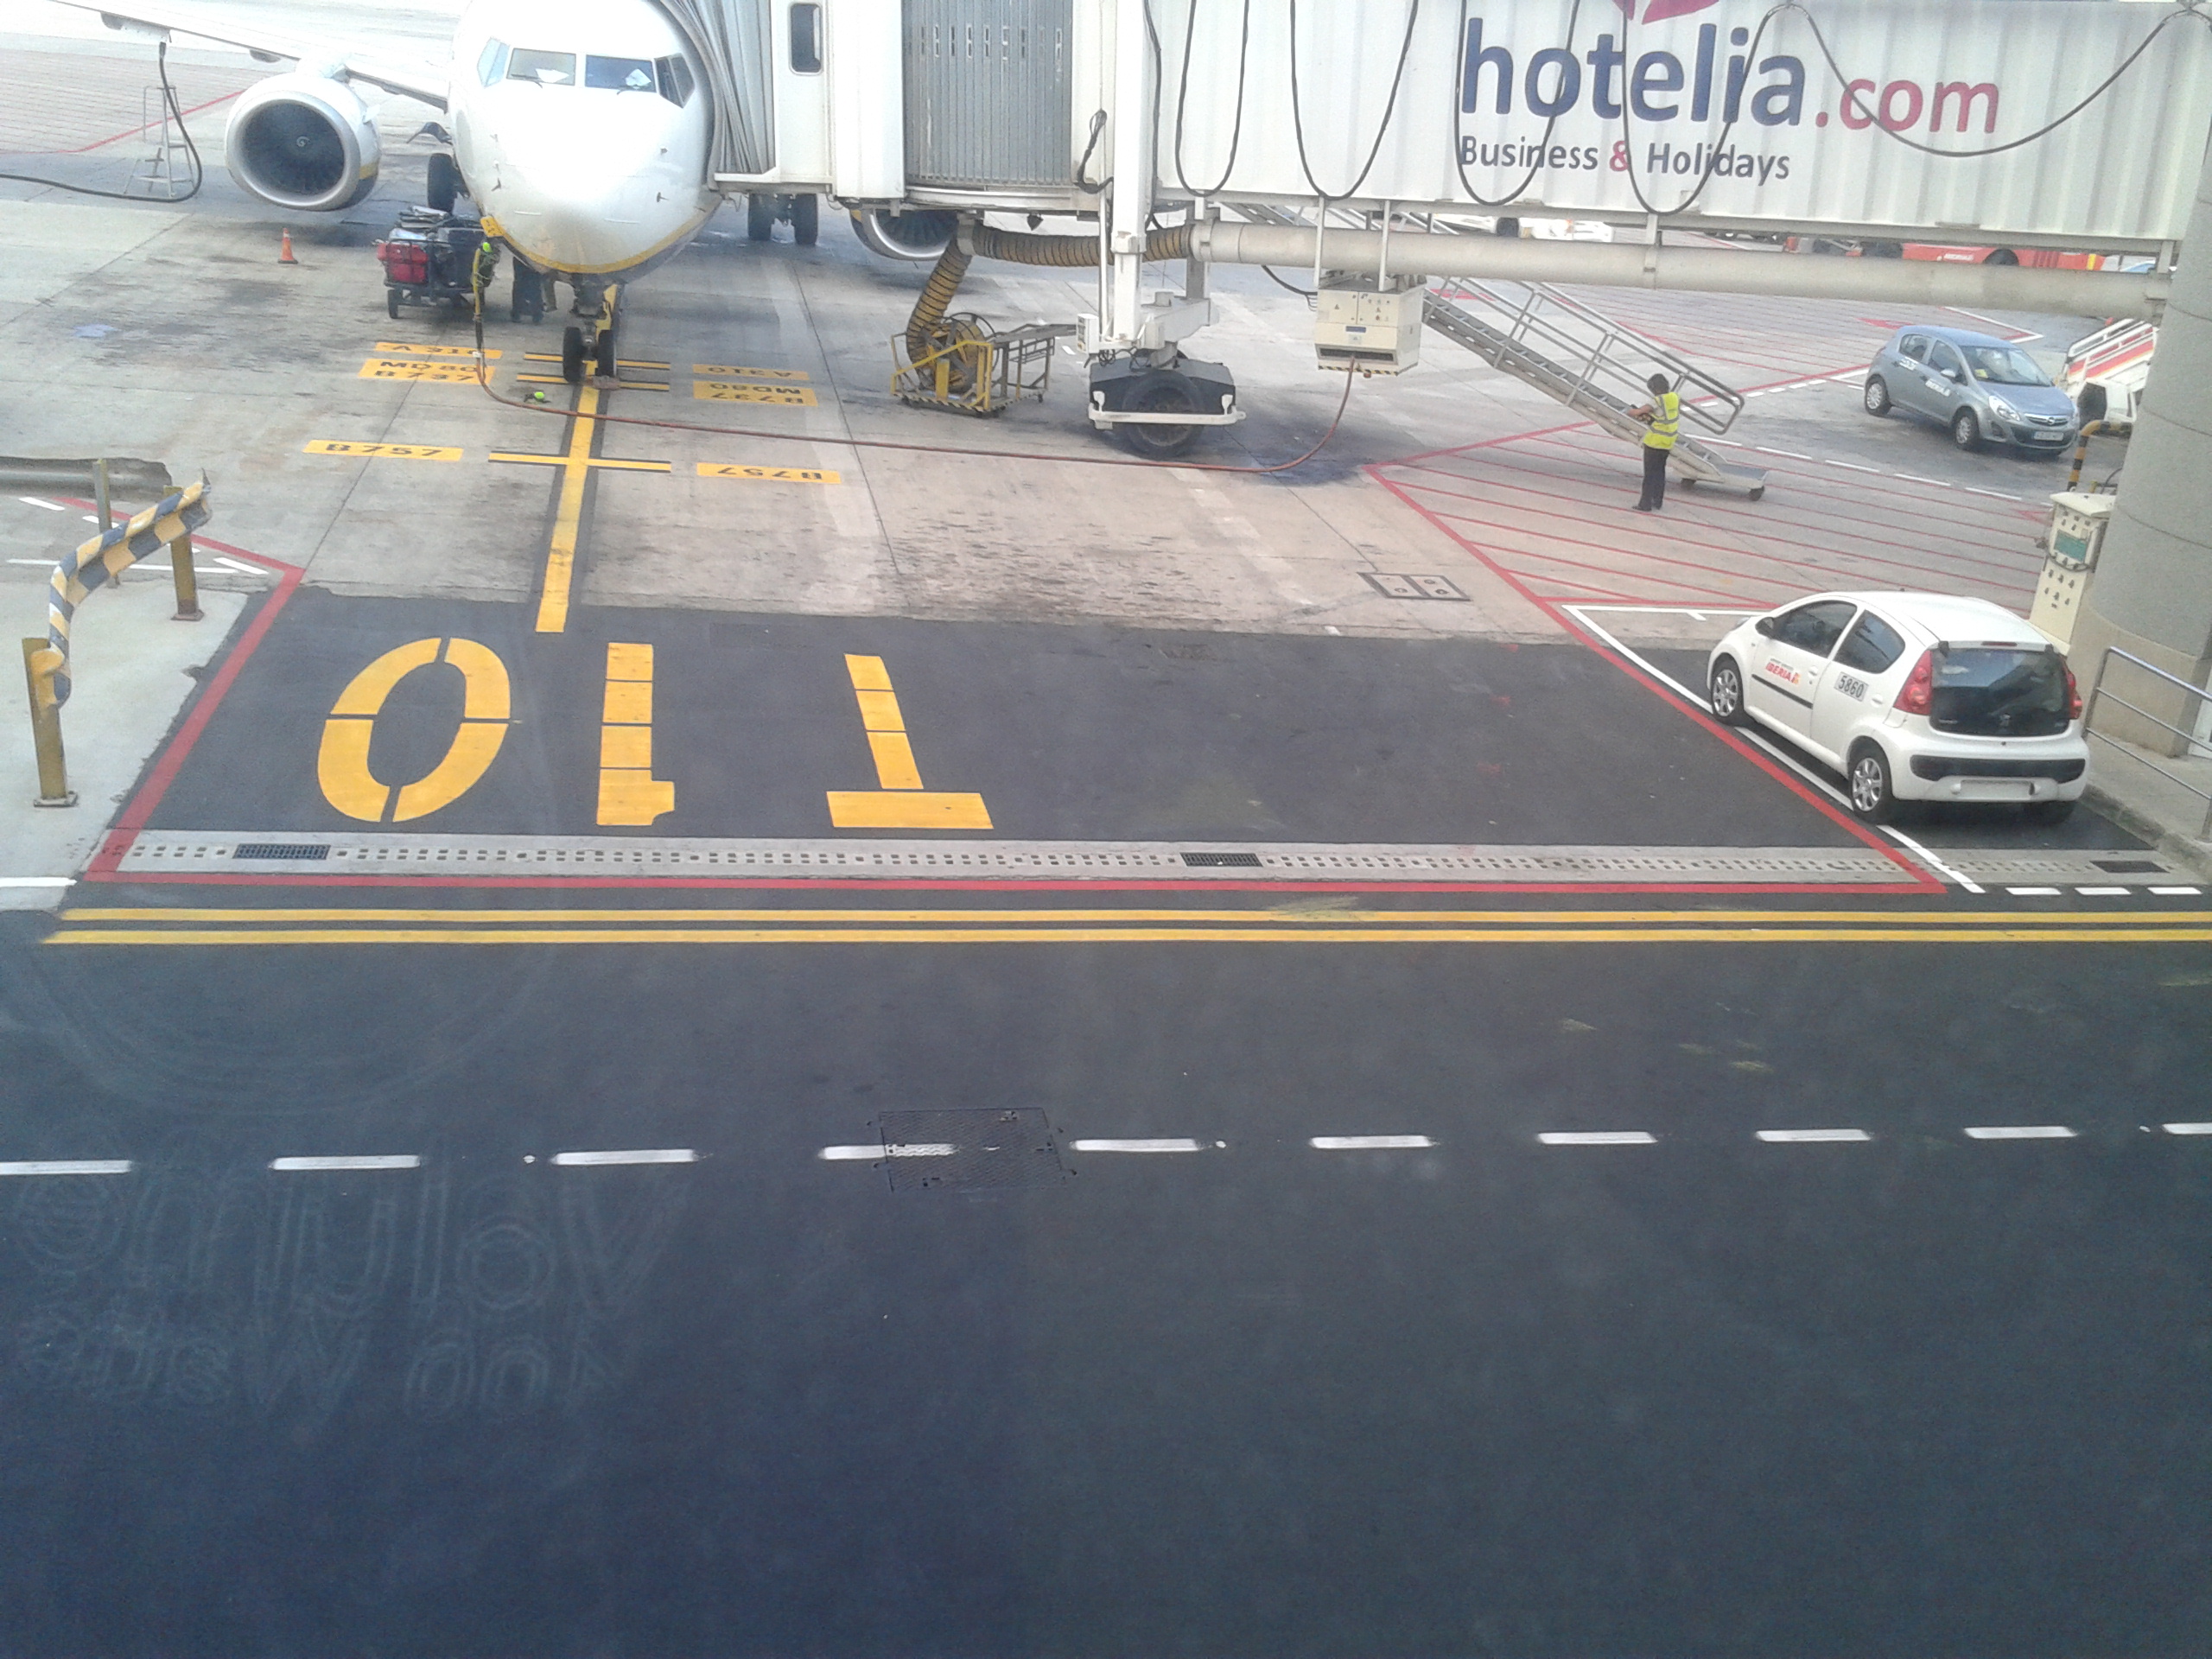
left=52, top=0, right=449, bottom=108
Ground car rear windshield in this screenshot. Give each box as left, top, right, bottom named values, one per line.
left=1929, top=645, right=2071, bottom=737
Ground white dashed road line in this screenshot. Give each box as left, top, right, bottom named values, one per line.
left=1893, top=474, right=1953, bottom=488
left=1538, top=1131, right=1657, bottom=1146
left=550, top=1147, right=697, bottom=1166
left=16, top=496, right=64, bottom=510
left=1310, top=1135, right=1435, bottom=1150
left=0, top=1160, right=132, bottom=1176
left=269, top=1154, right=422, bottom=1171
left=2164, top=1123, right=2212, bottom=1136
left=1070, top=1138, right=1210, bottom=1154
left=2150, top=887, right=2202, bottom=896
left=1827, top=461, right=1881, bottom=473
left=1961, top=486, right=2024, bottom=501
left=1756, top=447, right=1812, bottom=460
left=2075, top=887, right=2130, bottom=896
left=1962, top=1126, right=2077, bottom=1141
left=2006, top=887, right=2063, bottom=896
left=1756, top=1128, right=1872, bottom=1143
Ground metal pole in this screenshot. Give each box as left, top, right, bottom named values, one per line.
left=169, top=531, right=202, bottom=621
left=93, top=457, right=111, bottom=532
left=20, top=639, right=74, bottom=807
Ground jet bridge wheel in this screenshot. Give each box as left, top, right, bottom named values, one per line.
left=1117, top=372, right=1202, bottom=459
left=791, top=194, right=818, bottom=245
left=747, top=194, right=775, bottom=241
left=561, top=326, right=586, bottom=384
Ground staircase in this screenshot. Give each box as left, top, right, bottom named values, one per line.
left=1236, top=206, right=1768, bottom=498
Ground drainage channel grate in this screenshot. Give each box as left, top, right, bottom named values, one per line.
left=878, top=1109, right=1065, bottom=1192
left=231, top=842, right=331, bottom=861
left=2093, top=859, right=2166, bottom=874
left=1181, top=851, right=1263, bottom=868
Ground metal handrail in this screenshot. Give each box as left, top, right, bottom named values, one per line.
left=2084, top=646, right=2212, bottom=837
left=1440, top=278, right=1744, bottom=435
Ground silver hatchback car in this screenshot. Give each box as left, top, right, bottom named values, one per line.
left=1862, top=325, right=2079, bottom=454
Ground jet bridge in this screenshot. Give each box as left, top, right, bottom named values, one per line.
left=661, top=0, right=2206, bottom=452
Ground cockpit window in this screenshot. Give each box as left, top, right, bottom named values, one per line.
left=586, top=55, right=657, bottom=92
left=475, top=38, right=512, bottom=86
left=655, top=54, right=696, bottom=106
left=506, top=48, right=576, bottom=86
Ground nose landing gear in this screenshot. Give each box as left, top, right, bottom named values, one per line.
left=559, top=278, right=622, bottom=385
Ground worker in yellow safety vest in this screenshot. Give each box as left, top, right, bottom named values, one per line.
left=1630, top=373, right=1680, bottom=512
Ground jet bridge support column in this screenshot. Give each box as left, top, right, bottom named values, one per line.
left=2067, top=134, right=2212, bottom=764
left=1101, top=0, right=1151, bottom=353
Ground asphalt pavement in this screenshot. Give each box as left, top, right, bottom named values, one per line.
left=2, top=916, right=2207, bottom=1657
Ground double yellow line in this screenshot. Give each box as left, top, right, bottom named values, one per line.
left=45, top=906, right=2212, bottom=947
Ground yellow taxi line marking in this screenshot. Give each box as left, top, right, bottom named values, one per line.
left=490, top=453, right=671, bottom=473
left=46, top=927, right=2212, bottom=946
left=536, top=385, right=598, bottom=634
left=56, top=907, right=2212, bottom=925
left=377, top=342, right=499, bottom=358
left=304, top=441, right=462, bottom=461
left=516, top=373, right=668, bottom=392
left=523, top=353, right=671, bottom=370
left=697, top=463, right=841, bottom=484
left=692, top=364, right=809, bottom=381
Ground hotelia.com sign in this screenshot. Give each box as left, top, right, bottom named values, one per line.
left=1459, top=0, right=1999, bottom=184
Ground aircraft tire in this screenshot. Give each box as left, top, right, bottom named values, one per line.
left=562, top=326, right=586, bottom=384
left=594, top=328, right=617, bottom=379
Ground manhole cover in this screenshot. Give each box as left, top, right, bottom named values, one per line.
left=877, top=1109, right=1065, bottom=1192
left=1363, top=573, right=1467, bottom=601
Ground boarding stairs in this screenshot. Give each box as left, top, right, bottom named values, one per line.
left=2063, top=317, right=2157, bottom=423
left=1234, top=205, right=1767, bottom=497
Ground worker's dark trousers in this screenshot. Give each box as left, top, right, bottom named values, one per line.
left=1638, top=443, right=1669, bottom=510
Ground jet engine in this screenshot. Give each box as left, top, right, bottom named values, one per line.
left=224, top=73, right=381, bottom=213
left=849, top=207, right=957, bottom=263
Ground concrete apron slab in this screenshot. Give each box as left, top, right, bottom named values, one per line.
left=2, top=570, right=246, bottom=908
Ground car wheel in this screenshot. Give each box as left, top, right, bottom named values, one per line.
left=2024, top=798, right=2076, bottom=825
left=1708, top=657, right=1749, bottom=726
left=1863, top=376, right=1891, bottom=416
left=1847, top=743, right=1898, bottom=823
left=1952, top=408, right=1982, bottom=451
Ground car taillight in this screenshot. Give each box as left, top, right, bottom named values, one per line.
left=2065, top=664, right=2082, bottom=721
left=1896, top=649, right=1936, bottom=715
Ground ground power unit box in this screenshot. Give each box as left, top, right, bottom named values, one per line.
left=2031, top=490, right=2115, bottom=650
left=1314, top=279, right=1426, bottom=374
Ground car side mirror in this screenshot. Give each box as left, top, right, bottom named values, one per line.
left=1942, top=365, right=1963, bottom=382
left=1754, top=616, right=1777, bottom=638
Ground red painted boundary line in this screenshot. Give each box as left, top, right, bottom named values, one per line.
left=79, top=493, right=1938, bottom=899
left=67, top=88, right=244, bottom=155
left=87, top=526, right=305, bottom=876
left=1368, top=466, right=1942, bottom=893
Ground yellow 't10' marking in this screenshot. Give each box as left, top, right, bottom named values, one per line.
left=696, top=463, right=841, bottom=484
left=598, top=642, right=675, bottom=826
left=693, top=381, right=817, bottom=405
left=305, top=441, right=463, bottom=461
left=359, top=357, right=481, bottom=383
left=691, top=364, right=809, bottom=381
left=318, top=638, right=512, bottom=822
left=375, top=341, right=500, bottom=359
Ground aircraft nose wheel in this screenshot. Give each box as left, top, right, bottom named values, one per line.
left=561, top=326, right=586, bottom=384
left=594, top=328, right=618, bottom=379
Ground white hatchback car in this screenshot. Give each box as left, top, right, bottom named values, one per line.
left=1705, top=592, right=2089, bottom=823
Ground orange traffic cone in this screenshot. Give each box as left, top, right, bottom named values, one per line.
left=278, top=229, right=299, bottom=264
